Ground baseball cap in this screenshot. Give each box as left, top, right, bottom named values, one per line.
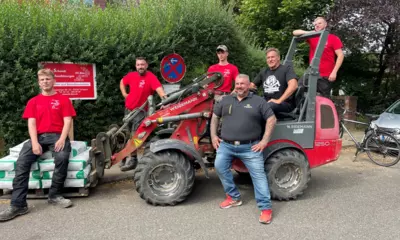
left=216, top=45, right=228, bottom=52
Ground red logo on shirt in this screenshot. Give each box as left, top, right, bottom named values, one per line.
left=51, top=99, right=60, bottom=110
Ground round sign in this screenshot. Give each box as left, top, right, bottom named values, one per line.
left=160, top=53, right=186, bottom=83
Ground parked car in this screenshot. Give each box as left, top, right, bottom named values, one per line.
left=372, top=99, right=400, bottom=140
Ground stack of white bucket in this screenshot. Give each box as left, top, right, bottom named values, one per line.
left=0, top=140, right=91, bottom=191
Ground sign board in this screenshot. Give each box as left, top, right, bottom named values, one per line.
left=160, top=53, right=186, bottom=83
left=40, top=62, right=97, bottom=100
left=162, top=84, right=181, bottom=95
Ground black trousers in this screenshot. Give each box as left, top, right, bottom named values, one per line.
left=11, top=133, right=71, bottom=207
left=267, top=101, right=294, bottom=114
left=299, top=75, right=332, bottom=98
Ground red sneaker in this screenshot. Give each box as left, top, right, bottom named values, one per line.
left=259, top=209, right=272, bottom=224
left=219, top=195, right=242, bottom=209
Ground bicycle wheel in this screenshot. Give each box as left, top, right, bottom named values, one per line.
left=365, top=132, right=400, bottom=167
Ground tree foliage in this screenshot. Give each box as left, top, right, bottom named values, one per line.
left=238, top=0, right=332, bottom=52
left=328, top=0, right=400, bottom=111
left=237, top=0, right=399, bottom=112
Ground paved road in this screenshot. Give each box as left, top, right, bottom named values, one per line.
left=1, top=149, right=399, bottom=240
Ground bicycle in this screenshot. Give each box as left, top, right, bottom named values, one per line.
left=338, top=107, right=400, bottom=167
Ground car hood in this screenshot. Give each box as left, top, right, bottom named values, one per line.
left=375, top=112, right=400, bottom=129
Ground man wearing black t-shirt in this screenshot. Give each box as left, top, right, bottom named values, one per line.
left=251, top=48, right=298, bottom=114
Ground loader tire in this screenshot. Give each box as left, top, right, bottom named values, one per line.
left=265, top=149, right=310, bottom=200
left=133, top=150, right=195, bottom=206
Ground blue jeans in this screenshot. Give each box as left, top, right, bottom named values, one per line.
left=214, top=141, right=272, bottom=210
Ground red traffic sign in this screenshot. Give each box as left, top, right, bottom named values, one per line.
left=160, top=53, right=186, bottom=83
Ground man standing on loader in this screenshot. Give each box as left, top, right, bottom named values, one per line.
left=207, top=45, right=239, bottom=102
left=211, top=74, right=277, bottom=224
left=0, top=69, right=76, bottom=222
left=293, top=17, right=344, bottom=97
left=119, top=57, right=167, bottom=171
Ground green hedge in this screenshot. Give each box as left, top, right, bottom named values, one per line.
left=0, top=0, right=265, bottom=154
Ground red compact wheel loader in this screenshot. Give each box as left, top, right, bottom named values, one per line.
left=88, top=30, right=342, bottom=205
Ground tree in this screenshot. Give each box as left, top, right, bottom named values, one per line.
left=328, top=0, right=400, bottom=110
left=237, top=0, right=399, bottom=112
left=237, top=0, right=333, bottom=52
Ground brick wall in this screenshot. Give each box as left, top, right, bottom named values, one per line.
left=332, top=96, right=358, bottom=128
left=93, top=0, right=141, bottom=9
left=94, top=0, right=106, bottom=9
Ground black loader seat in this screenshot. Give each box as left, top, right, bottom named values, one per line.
left=275, top=85, right=306, bottom=121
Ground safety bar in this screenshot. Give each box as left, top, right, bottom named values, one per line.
left=294, top=30, right=325, bottom=41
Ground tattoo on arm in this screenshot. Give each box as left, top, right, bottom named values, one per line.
left=210, top=113, right=220, bottom=139
left=262, top=115, right=277, bottom=142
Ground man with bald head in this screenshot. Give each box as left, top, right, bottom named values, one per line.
left=293, top=17, right=344, bottom=97
left=211, top=74, right=277, bottom=224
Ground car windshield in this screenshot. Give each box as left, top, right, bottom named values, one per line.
left=386, top=100, right=400, bottom=114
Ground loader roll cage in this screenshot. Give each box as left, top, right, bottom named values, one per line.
left=279, top=30, right=329, bottom=122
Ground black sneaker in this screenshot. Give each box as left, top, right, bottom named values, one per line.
left=119, top=158, right=126, bottom=168
left=48, top=196, right=73, bottom=208
left=120, top=156, right=137, bottom=172
left=0, top=206, right=29, bottom=222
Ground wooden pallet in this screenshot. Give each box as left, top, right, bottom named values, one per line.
left=0, top=187, right=90, bottom=199
left=0, top=161, right=100, bottom=200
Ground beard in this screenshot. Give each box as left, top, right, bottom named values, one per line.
left=138, top=69, right=147, bottom=76
left=236, top=89, right=248, bottom=97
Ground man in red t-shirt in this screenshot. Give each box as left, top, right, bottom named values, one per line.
left=293, top=17, right=344, bottom=97
left=0, top=69, right=76, bottom=222
left=207, top=45, right=239, bottom=102
left=119, top=57, right=167, bottom=171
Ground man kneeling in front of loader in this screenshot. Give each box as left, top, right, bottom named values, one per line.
left=0, top=69, right=76, bottom=222
left=211, top=74, right=277, bottom=224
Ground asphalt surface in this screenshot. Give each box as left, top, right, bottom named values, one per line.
left=1, top=149, right=400, bottom=240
